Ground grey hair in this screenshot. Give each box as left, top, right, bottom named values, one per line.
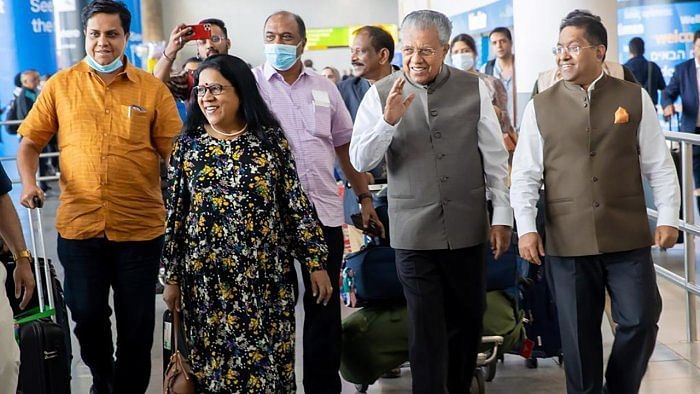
left=401, top=10, right=452, bottom=45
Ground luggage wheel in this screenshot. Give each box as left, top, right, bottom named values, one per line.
left=525, top=357, right=538, bottom=369
left=470, top=368, right=486, bottom=394
left=486, top=357, right=498, bottom=382
left=355, top=384, right=369, bottom=393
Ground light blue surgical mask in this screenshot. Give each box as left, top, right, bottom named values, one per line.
left=84, top=54, right=124, bottom=74
left=451, top=53, right=475, bottom=72
left=264, top=43, right=301, bottom=71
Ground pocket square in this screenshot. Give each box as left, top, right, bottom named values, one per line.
left=614, top=106, right=629, bottom=124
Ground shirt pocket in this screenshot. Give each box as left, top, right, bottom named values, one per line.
left=309, top=103, right=332, bottom=139
left=119, top=105, right=151, bottom=144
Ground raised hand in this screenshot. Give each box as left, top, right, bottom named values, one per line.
left=383, top=78, right=416, bottom=126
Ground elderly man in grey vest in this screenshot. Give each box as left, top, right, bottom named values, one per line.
left=511, top=10, right=680, bottom=394
left=350, top=10, right=512, bottom=393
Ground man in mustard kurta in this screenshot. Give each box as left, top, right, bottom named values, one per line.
left=16, top=1, right=181, bottom=393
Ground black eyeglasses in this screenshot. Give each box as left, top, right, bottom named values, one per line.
left=192, top=83, right=232, bottom=97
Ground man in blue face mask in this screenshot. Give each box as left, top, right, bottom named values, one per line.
left=16, top=1, right=182, bottom=393
left=252, top=11, right=383, bottom=394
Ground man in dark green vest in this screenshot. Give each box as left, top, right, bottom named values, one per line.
left=511, top=10, right=681, bottom=393
left=350, top=9, right=512, bottom=393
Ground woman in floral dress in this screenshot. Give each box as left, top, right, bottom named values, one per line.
left=162, top=54, right=333, bottom=393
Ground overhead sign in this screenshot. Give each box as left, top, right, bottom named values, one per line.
left=617, top=1, right=700, bottom=81
left=305, top=24, right=398, bottom=50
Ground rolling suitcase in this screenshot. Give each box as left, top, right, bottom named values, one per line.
left=519, top=262, right=562, bottom=368
left=3, top=254, right=72, bottom=370
left=15, top=198, right=71, bottom=393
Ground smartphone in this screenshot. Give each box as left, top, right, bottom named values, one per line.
left=186, top=23, right=212, bottom=40
left=351, top=213, right=382, bottom=237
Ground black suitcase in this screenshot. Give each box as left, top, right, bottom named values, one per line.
left=3, top=255, right=72, bottom=369
left=519, top=262, right=562, bottom=368
left=15, top=200, right=71, bottom=393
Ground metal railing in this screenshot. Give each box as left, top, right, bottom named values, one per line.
left=0, top=119, right=60, bottom=183
left=647, top=131, right=700, bottom=342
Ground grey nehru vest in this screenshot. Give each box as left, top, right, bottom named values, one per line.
left=533, top=74, right=652, bottom=257
left=375, top=66, right=488, bottom=250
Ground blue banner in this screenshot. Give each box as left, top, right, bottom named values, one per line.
left=121, top=0, right=143, bottom=66
left=0, top=0, right=58, bottom=113
left=618, top=1, right=700, bottom=81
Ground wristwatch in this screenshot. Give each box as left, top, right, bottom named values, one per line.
left=356, top=192, right=373, bottom=204
left=14, top=249, right=32, bottom=263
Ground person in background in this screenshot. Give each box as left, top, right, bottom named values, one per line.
left=0, top=162, right=35, bottom=394
left=662, top=30, right=700, bottom=211
left=304, top=58, right=315, bottom=70
left=351, top=10, right=512, bottom=393
left=6, top=70, right=40, bottom=135
left=512, top=10, right=680, bottom=393
left=321, top=66, right=341, bottom=85
left=16, top=1, right=182, bottom=392
left=625, top=37, right=665, bottom=107
left=154, top=18, right=231, bottom=102
left=450, top=33, right=516, bottom=151
left=482, top=26, right=516, bottom=125
left=38, top=73, right=52, bottom=91
left=162, top=54, right=332, bottom=393
left=174, top=56, right=201, bottom=120
left=253, top=11, right=381, bottom=393
left=8, top=70, right=57, bottom=192
left=338, top=25, right=396, bottom=250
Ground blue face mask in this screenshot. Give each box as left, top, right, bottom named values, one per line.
left=84, top=54, right=124, bottom=74
left=264, top=43, right=301, bottom=71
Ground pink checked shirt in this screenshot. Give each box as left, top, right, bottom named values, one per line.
left=253, top=62, right=354, bottom=227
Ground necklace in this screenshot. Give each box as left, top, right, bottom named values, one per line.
left=210, top=123, right=248, bottom=137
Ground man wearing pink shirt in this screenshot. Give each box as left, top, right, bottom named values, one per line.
left=252, top=10, right=381, bottom=394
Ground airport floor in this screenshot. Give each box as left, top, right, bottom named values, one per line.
left=3, top=137, right=700, bottom=393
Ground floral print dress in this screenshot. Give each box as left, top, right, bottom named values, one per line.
left=162, top=126, right=328, bottom=393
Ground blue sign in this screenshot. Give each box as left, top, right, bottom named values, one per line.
left=618, top=1, right=700, bottom=81
left=0, top=0, right=58, bottom=115
left=121, top=0, right=144, bottom=66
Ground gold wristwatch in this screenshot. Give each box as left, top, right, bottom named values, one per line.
left=14, top=249, right=32, bottom=263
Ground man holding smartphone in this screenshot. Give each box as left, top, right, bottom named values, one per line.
left=153, top=18, right=231, bottom=101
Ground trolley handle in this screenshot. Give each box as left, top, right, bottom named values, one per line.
left=27, top=195, right=54, bottom=320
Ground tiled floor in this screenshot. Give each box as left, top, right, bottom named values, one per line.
left=4, top=136, right=700, bottom=393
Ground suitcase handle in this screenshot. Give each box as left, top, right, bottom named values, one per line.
left=26, top=199, right=54, bottom=320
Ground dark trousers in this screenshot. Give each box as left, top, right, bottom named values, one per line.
left=546, top=247, right=661, bottom=394
left=395, top=245, right=486, bottom=394
left=57, top=235, right=163, bottom=394
left=292, top=225, right=344, bottom=394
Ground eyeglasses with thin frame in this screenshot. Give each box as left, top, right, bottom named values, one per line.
left=197, top=35, right=226, bottom=45
left=401, top=46, right=440, bottom=57
left=193, top=83, right=232, bottom=97
left=552, top=45, right=597, bottom=56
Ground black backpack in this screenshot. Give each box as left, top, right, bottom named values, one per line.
left=484, top=59, right=497, bottom=76
left=4, top=98, right=19, bottom=134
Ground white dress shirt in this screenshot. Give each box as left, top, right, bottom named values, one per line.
left=350, top=77, right=513, bottom=227
left=511, top=72, right=681, bottom=236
